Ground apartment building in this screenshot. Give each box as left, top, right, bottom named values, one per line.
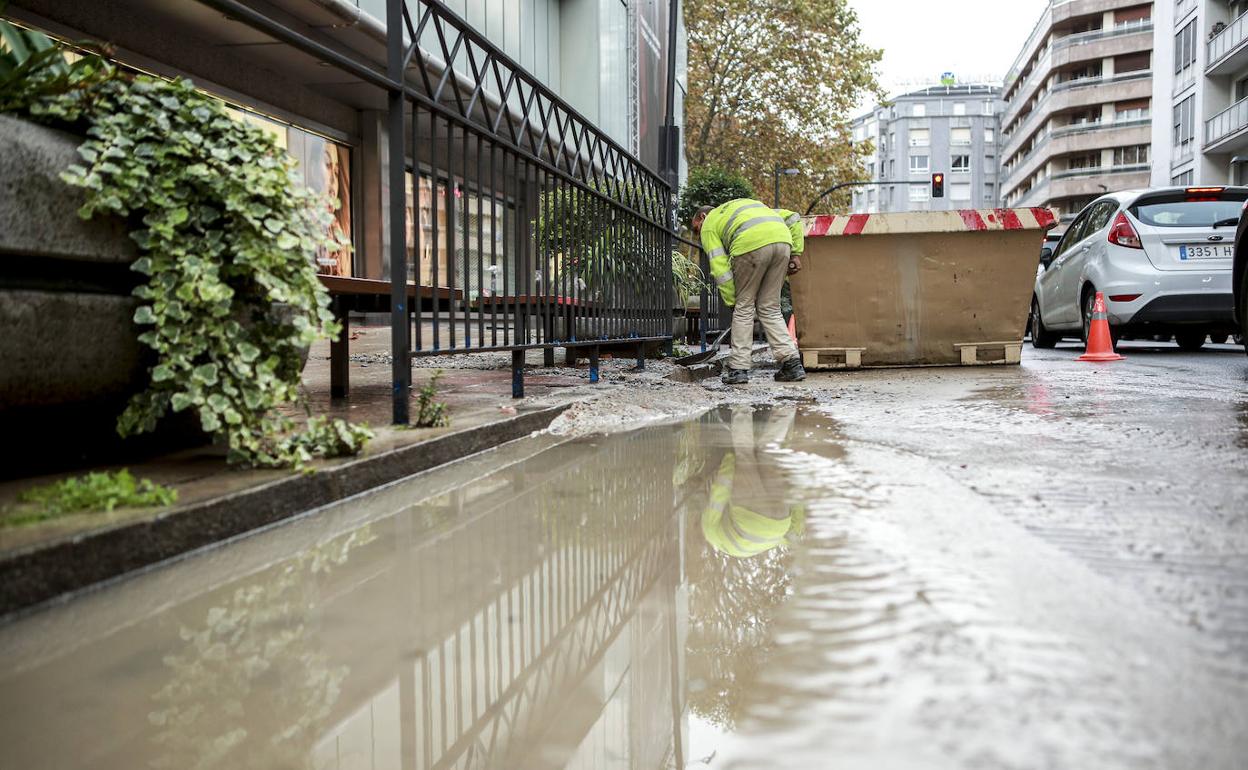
left=1000, top=0, right=1155, bottom=226
left=1152, top=0, right=1248, bottom=186
left=850, top=85, right=1003, bottom=214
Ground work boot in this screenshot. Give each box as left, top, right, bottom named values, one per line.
left=774, top=356, right=807, bottom=382
left=721, top=367, right=749, bottom=385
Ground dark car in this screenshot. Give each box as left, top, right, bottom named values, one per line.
left=1237, top=202, right=1248, bottom=355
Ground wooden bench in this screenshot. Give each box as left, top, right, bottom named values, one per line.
left=319, top=276, right=461, bottom=398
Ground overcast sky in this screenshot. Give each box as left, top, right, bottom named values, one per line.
left=846, top=0, right=1053, bottom=115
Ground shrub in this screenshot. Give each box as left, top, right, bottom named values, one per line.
left=677, top=166, right=756, bottom=227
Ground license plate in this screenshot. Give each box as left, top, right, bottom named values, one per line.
left=1178, top=244, right=1233, bottom=260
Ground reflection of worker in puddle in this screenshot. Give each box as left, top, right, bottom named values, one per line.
left=701, top=407, right=805, bottom=558
left=684, top=406, right=805, bottom=731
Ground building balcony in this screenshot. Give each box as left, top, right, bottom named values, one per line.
left=1007, top=164, right=1150, bottom=208
left=1002, top=71, right=1152, bottom=159
left=1207, top=12, right=1248, bottom=76
left=1002, top=119, right=1151, bottom=191
left=1205, top=96, right=1248, bottom=152
left=1003, top=23, right=1153, bottom=126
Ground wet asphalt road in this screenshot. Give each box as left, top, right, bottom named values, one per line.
left=0, top=340, right=1245, bottom=770
left=713, top=340, right=1248, bottom=769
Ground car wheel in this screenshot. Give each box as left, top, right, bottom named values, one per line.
left=1030, top=297, right=1060, bottom=349
left=1241, top=266, right=1248, bottom=357
left=1175, top=331, right=1206, bottom=351
left=1209, top=333, right=1230, bottom=345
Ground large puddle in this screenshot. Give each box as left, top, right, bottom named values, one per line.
left=0, top=407, right=842, bottom=770
left=2, top=404, right=1245, bottom=769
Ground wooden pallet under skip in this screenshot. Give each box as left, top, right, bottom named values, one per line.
left=801, top=347, right=866, bottom=370
left=800, top=340, right=1024, bottom=370
left=952, top=340, right=1023, bottom=365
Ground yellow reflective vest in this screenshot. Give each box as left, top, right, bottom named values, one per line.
left=700, top=200, right=802, bottom=307
left=700, top=453, right=805, bottom=558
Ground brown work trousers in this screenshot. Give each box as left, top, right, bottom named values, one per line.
left=729, top=242, right=799, bottom=371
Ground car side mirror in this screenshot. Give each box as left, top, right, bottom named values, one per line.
left=1040, top=248, right=1054, bottom=269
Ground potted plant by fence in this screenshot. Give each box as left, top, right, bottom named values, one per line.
left=0, top=22, right=369, bottom=468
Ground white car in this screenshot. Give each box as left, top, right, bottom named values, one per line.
left=1030, top=186, right=1244, bottom=351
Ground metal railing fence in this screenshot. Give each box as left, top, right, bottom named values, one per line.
left=386, top=0, right=677, bottom=416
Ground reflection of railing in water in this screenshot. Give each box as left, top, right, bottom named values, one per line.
left=315, top=431, right=684, bottom=770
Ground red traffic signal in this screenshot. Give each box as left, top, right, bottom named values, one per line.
left=931, top=173, right=945, bottom=198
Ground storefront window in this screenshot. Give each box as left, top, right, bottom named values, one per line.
left=232, top=110, right=353, bottom=276
left=406, top=172, right=514, bottom=298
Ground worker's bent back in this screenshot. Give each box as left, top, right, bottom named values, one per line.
left=700, top=199, right=792, bottom=262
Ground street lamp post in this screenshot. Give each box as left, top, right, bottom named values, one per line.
left=773, top=166, right=799, bottom=207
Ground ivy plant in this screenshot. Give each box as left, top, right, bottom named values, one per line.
left=3, top=27, right=371, bottom=467
left=7, top=469, right=177, bottom=526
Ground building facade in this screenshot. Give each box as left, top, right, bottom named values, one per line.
left=1151, top=0, right=1248, bottom=186
left=6, top=0, right=686, bottom=281
left=850, top=85, right=1003, bottom=214
left=1000, top=0, right=1154, bottom=226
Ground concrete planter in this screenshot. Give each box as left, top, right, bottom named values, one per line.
left=0, top=114, right=146, bottom=414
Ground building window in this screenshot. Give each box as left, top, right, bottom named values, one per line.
left=239, top=111, right=354, bottom=277
left=1172, top=170, right=1194, bottom=186
left=952, top=155, right=971, bottom=174
left=909, top=154, right=930, bottom=174
left=950, top=182, right=972, bottom=201
left=1116, top=99, right=1150, bottom=121
left=1175, top=21, right=1197, bottom=87
left=890, top=159, right=896, bottom=178
left=912, top=103, right=927, bottom=117
left=984, top=127, right=995, bottom=143
left=951, top=127, right=972, bottom=145
left=1068, top=152, right=1101, bottom=170
left=1115, top=52, right=1151, bottom=74
left=1173, top=95, right=1195, bottom=159
left=982, top=101, right=994, bottom=116
left=909, top=185, right=930, bottom=202
left=953, top=102, right=966, bottom=116
left=909, top=128, right=930, bottom=147
left=1114, top=145, right=1150, bottom=165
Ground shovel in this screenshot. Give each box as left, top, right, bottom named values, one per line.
left=676, top=328, right=730, bottom=366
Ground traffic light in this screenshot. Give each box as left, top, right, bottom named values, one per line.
left=931, top=173, right=945, bottom=198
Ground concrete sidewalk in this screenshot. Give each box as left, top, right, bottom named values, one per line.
left=0, top=324, right=693, bottom=617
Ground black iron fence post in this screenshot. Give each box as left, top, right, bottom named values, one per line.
left=387, top=0, right=410, bottom=424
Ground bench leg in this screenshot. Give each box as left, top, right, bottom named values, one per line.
left=589, top=345, right=600, bottom=384
left=330, top=297, right=349, bottom=399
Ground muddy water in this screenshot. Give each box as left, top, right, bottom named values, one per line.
left=0, top=404, right=1245, bottom=769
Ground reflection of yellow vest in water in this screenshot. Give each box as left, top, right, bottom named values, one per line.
left=701, top=454, right=804, bottom=558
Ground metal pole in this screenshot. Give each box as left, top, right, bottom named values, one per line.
left=387, top=0, right=410, bottom=424
left=773, top=167, right=780, bottom=207
left=660, top=0, right=681, bottom=350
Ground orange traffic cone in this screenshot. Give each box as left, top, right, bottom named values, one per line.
left=787, top=314, right=797, bottom=342
left=1077, top=292, right=1123, bottom=362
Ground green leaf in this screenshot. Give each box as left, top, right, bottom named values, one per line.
left=192, top=363, right=219, bottom=385
left=151, top=364, right=174, bottom=382
left=133, top=305, right=156, bottom=325
left=170, top=392, right=194, bottom=412
left=168, top=207, right=189, bottom=226
left=237, top=342, right=261, bottom=363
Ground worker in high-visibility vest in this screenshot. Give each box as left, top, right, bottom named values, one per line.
left=700, top=407, right=805, bottom=557
left=692, top=199, right=805, bottom=384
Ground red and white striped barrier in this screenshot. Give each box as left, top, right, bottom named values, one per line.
left=805, top=208, right=1057, bottom=237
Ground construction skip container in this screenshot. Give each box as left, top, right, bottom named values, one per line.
left=791, top=208, right=1057, bottom=368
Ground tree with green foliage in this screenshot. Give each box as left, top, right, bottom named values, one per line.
left=684, top=0, right=882, bottom=214
left=676, top=165, right=756, bottom=227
